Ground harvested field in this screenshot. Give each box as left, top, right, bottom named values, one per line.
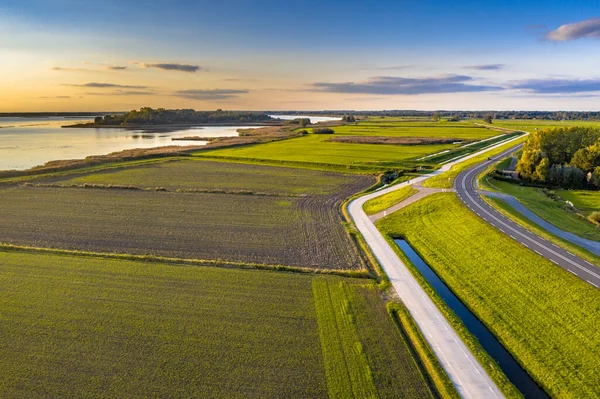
left=41, top=159, right=362, bottom=195
left=0, top=249, right=438, bottom=398
left=0, top=166, right=373, bottom=269
left=326, top=136, right=465, bottom=145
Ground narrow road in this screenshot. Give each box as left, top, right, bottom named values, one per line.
left=455, top=147, right=600, bottom=289
left=349, top=181, right=504, bottom=399
left=347, top=135, right=528, bottom=398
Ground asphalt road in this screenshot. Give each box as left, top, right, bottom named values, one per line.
left=455, top=145, right=600, bottom=289
left=349, top=178, right=504, bottom=399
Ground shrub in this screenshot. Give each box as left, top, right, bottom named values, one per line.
left=588, top=211, right=600, bottom=225
left=313, top=128, right=335, bottom=134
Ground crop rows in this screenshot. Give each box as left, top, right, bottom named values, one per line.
left=43, top=159, right=363, bottom=195
left=0, top=250, right=329, bottom=398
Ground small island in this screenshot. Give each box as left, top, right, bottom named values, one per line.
left=63, top=107, right=281, bottom=128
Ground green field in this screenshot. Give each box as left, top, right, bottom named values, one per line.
left=557, top=190, right=600, bottom=214
left=377, top=193, right=600, bottom=398
left=363, top=185, right=418, bottom=215
left=197, top=134, right=456, bottom=172
left=310, top=121, right=497, bottom=140
left=486, top=180, right=600, bottom=240
left=0, top=249, right=438, bottom=398
left=193, top=120, right=509, bottom=173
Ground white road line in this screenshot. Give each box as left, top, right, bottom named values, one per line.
left=588, top=281, right=599, bottom=288
left=523, top=243, right=529, bottom=248
left=568, top=269, right=577, bottom=276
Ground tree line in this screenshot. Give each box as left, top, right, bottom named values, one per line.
left=517, top=127, right=600, bottom=189
left=93, top=108, right=274, bottom=126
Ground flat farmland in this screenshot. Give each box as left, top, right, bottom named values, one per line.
left=316, top=122, right=497, bottom=140
left=43, top=159, right=359, bottom=195
left=197, top=134, right=456, bottom=172
left=0, top=250, right=437, bottom=398
left=0, top=180, right=369, bottom=269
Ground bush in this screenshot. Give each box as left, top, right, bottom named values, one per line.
left=313, top=128, right=335, bottom=134
left=588, top=211, right=600, bottom=225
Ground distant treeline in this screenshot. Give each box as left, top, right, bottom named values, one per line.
left=93, top=108, right=275, bottom=126
left=270, top=110, right=600, bottom=121
left=517, top=127, right=600, bottom=189
left=0, top=112, right=108, bottom=118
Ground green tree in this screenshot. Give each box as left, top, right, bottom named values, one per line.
left=535, top=157, right=550, bottom=181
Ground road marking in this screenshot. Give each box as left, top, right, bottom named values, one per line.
left=523, top=243, right=529, bottom=248
left=551, top=259, right=558, bottom=265
left=588, top=281, right=599, bottom=288
left=568, top=269, right=577, bottom=276
left=534, top=250, right=543, bottom=256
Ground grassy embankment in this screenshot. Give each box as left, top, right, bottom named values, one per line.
left=0, top=249, right=441, bottom=398
left=482, top=180, right=600, bottom=240
left=363, top=186, right=418, bottom=216
left=0, top=160, right=373, bottom=270
left=377, top=193, right=600, bottom=398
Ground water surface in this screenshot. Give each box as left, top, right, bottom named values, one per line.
left=0, top=117, right=245, bottom=170
left=395, top=239, right=548, bottom=399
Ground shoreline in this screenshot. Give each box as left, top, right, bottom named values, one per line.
left=62, top=121, right=283, bottom=129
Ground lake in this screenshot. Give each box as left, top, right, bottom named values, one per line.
left=0, top=115, right=341, bottom=171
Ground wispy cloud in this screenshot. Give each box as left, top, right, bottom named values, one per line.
left=311, top=75, right=501, bottom=95
left=83, top=90, right=156, bottom=96
left=546, top=17, right=600, bottom=41
left=38, top=95, right=71, bottom=99
left=52, top=67, right=90, bottom=72
left=463, top=64, right=505, bottom=71
left=142, top=63, right=202, bottom=73
left=106, top=66, right=127, bottom=70
left=173, top=89, right=249, bottom=100
left=63, top=82, right=148, bottom=89
left=509, top=78, right=600, bottom=93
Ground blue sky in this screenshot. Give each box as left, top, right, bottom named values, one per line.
left=1, top=0, right=600, bottom=111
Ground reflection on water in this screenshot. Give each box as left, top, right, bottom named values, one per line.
left=0, top=117, right=248, bottom=171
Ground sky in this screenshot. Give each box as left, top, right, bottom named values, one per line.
left=1, top=0, right=600, bottom=111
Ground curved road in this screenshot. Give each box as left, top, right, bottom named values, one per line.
left=347, top=136, right=530, bottom=399
left=455, top=145, right=600, bottom=288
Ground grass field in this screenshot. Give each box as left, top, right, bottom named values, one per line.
left=43, top=159, right=361, bottom=195
left=363, top=186, right=418, bottom=215
left=0, top=249, right=438, bottom=398
left=310, top=121, right=497, bottom=140
left=193, top=120, right=508, bottom=173
left=377, top=193, right=600, bottom=398
left=492, top=119, right=600, bottom=131
left=197, top=134, right=455, bottom=172
left=487, top=180, right=600, bottom=239
left=557, top=190, right=600, bottom=215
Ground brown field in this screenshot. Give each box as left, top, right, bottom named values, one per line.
left=0, top=161, right=373, bottom=269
